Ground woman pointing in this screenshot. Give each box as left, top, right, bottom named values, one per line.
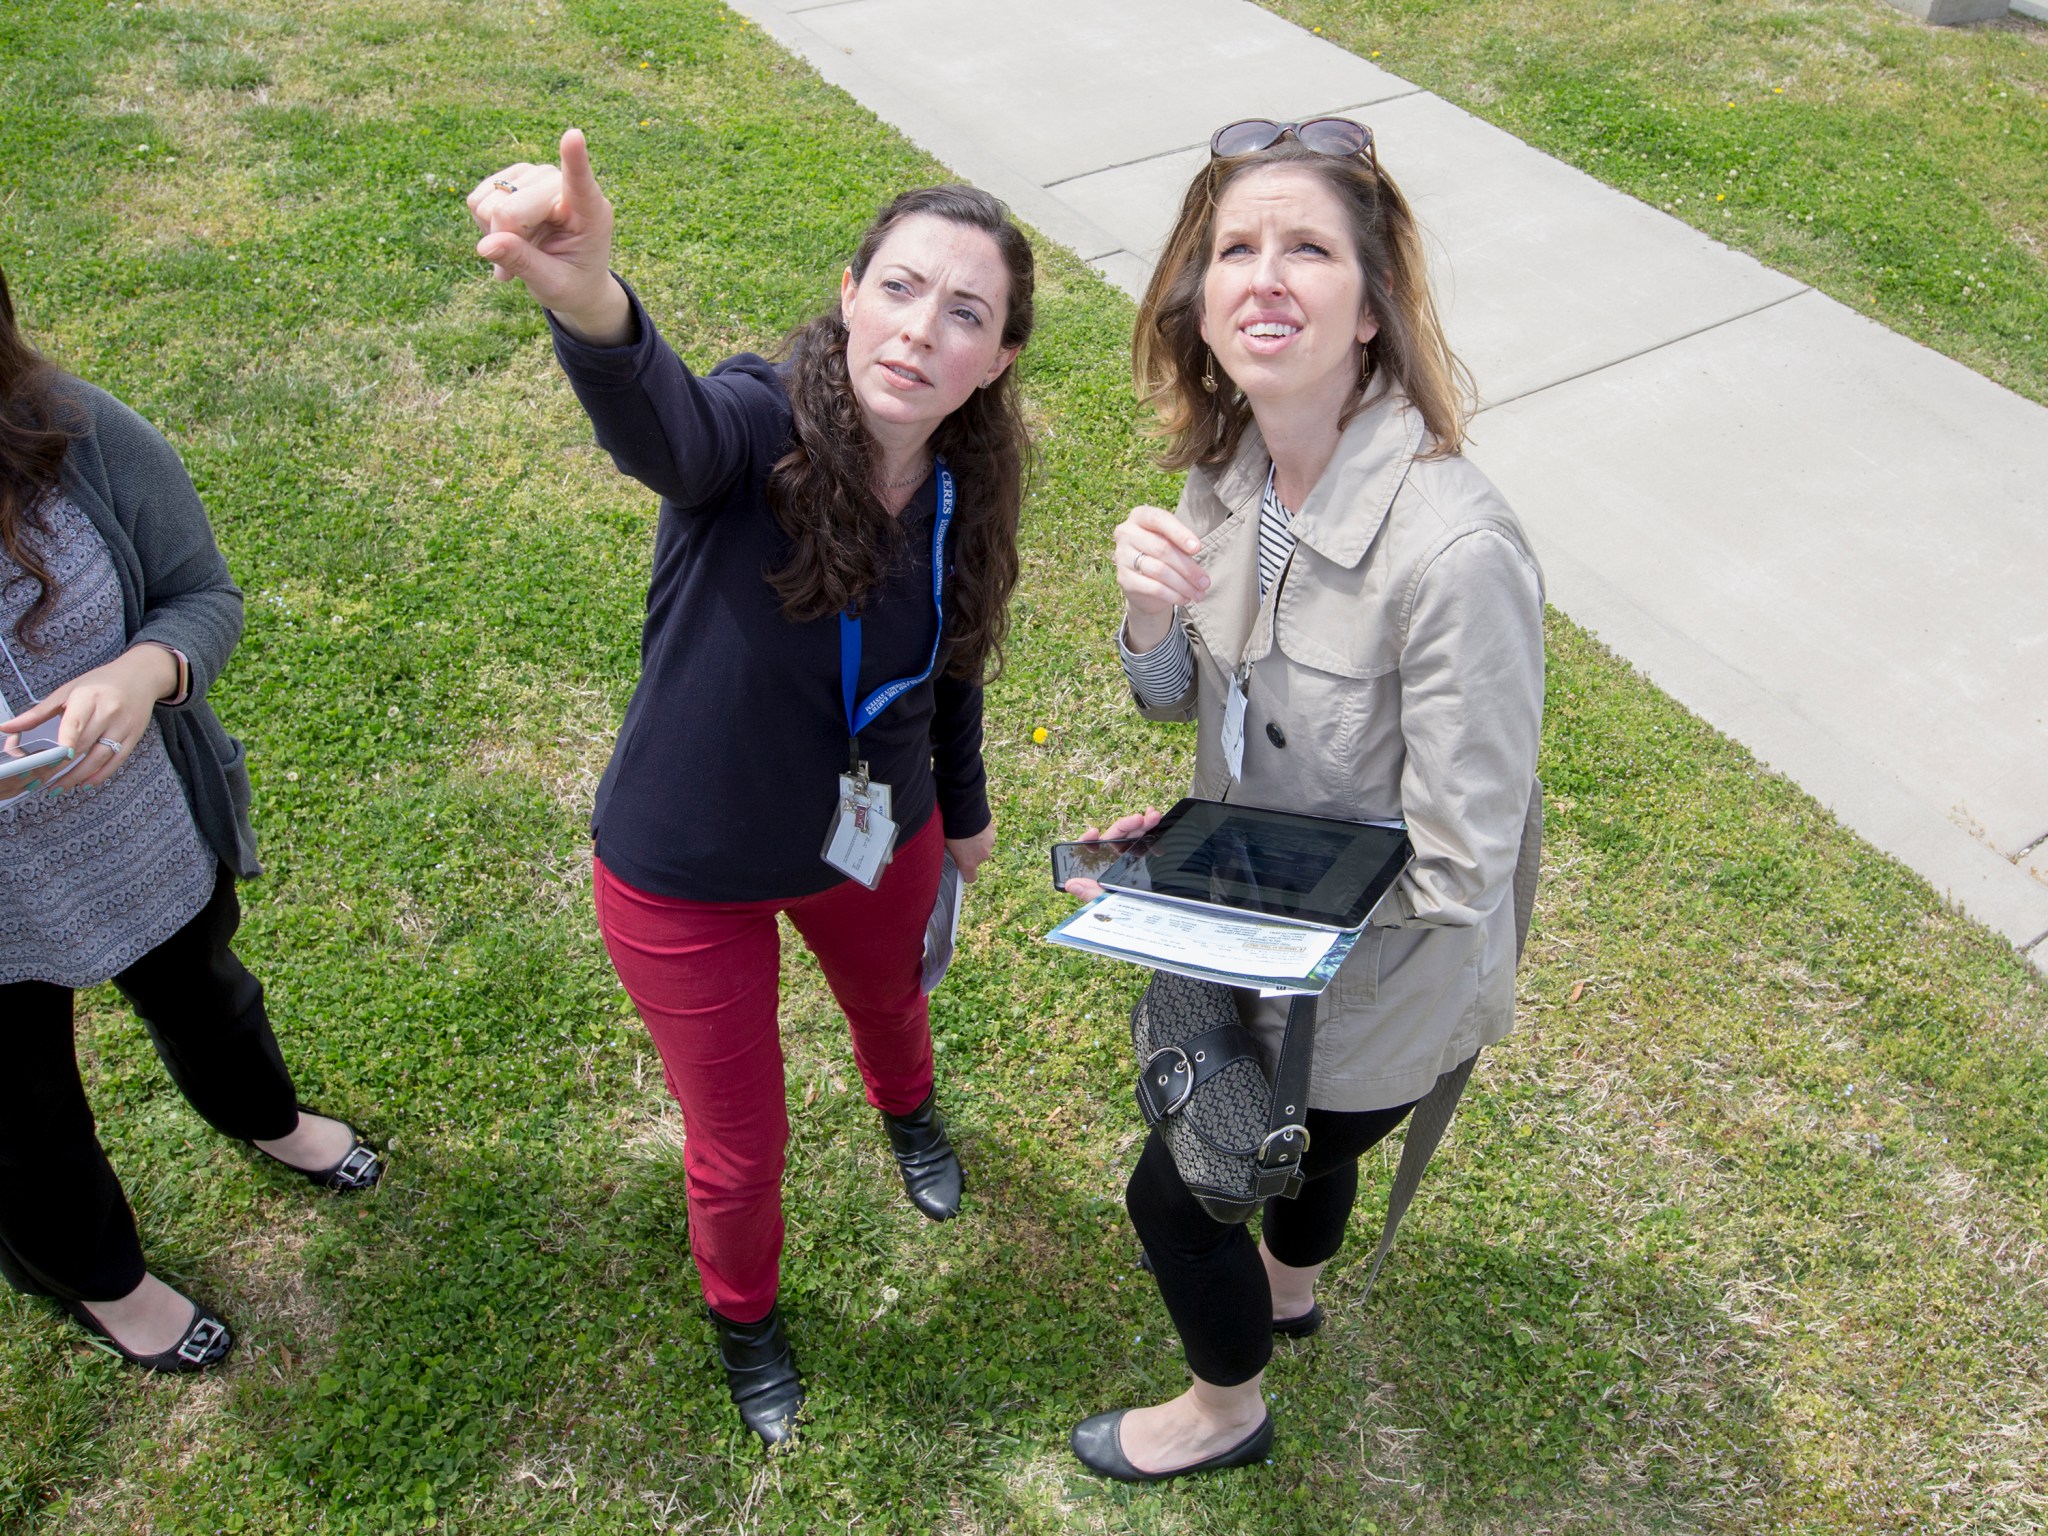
left=469, top=131, right=1034, bottom=1444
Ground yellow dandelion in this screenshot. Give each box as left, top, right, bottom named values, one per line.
left=1031, top=727, right=1049, bottom=745
left=640, top=118, right=650, bottom=126
left=1371, top=49, right=1382, bottom=57
left=639, top=59, right=650, bottom=68
left=1774, top=86, right=1784, bottom=94
left=1716, top=192, right=1726, bottom=201
left=1725, top=100, right=1735, bottom=109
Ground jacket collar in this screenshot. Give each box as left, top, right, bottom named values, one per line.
left=1282, top=390, right=1425, bottom=569
left=1193, top=389, right=1424, bottom=567
left=1181, top=390, right=1425, bottom=672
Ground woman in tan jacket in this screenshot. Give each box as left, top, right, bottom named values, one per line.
left=1067, top=119, right=1545, bottom=1481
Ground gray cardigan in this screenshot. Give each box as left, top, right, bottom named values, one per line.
left=52, top=380, right=258, bottom=878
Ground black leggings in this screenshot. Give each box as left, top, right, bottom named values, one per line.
left=1126, top=1099, right=1417, bottom=1387
left=0, top=868, right=299, bottom=1304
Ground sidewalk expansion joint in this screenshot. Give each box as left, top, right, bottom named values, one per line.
left=1474, top=286, right=1811, bottom=417
left=1040, top=92, right=1430, bottom=190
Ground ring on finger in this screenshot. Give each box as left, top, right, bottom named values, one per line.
left=491, top=177, right=519, bottom=193
left=97, top=736, right=125, bottom=754
left=1131, top=550, right=1147, bottom=576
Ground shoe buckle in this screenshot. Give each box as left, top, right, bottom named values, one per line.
left=333, top=1146, right=381, bottom=1186
left=177, top=1316, right=228, bottom=1364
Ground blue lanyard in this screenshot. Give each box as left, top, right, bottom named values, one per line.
left=839, top=459, right=954, bottom=772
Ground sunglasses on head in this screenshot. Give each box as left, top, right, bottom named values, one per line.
left=1209, top=117, right=1377, bottom=170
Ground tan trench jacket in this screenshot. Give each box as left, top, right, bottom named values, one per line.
left=1133, top=392, right=1545, bottom=1111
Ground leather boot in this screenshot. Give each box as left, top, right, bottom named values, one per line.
left=881, top=1091, right=963, bottom=1221
left=709, top=1303, right=804, bottom=1445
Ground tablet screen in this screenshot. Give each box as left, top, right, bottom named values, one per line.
left=1098, top=799, right=1410, bottom=930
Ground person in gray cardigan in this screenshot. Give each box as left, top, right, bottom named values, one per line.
left=0, top=265, right=383, bottom=1374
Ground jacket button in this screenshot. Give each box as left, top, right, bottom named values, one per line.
left=1265, top=722, right=1287, bottom=748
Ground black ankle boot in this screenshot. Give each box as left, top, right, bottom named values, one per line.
left=881, top=1091, right=963, bottom=1221
left=709, top=1303, right=804, bottom=1445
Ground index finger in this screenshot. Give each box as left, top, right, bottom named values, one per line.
left=559, top=128, right=602, bottom=217
left=0, top=696, right=60, bottom=734
left=1105, top=808, right=1164, bottom=840
left=1129, top=504, right=1200, bottom=556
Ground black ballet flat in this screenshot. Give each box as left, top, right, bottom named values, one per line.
left=1070, top=1408, right=1273, bottom=1483
left=710, top=1303, right=805, bottom=1446
left=249, top=1107, right=385, bottom=1192
left=62, top=1297, right=233, bottom=1374
left=1272, top=1302, right=1325, bottom=1338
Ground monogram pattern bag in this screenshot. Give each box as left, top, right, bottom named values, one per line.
left=1129, top=969, right=1315, bottom=1225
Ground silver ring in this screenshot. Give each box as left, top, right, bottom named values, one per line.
left=491, top=177, right=519, bottom=193
left=1132, top=550, right=1146, bottom=576
left=97, top=736, right=125, bottom=754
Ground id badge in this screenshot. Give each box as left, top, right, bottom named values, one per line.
left=1221, top=674, right=1248, bottom=781
left=823, top=785, right=897, bottom=889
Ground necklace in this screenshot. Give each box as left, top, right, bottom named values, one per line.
left=877, top=460, right=931, bottom=490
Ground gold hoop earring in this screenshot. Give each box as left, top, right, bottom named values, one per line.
left=1202, top=349, right=1218, bottom=394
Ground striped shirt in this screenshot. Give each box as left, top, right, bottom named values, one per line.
left=1120, top=466, right=1296, bottom=707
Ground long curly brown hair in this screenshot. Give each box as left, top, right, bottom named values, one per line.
left=766, top=185, right=1034, bottom=682
left=1134, top=135, right=1472, bottom=471
left=0, top=266, right=80, bottom=653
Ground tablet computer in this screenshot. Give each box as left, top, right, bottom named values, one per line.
left=1093, top=798, right=1411, bottom=932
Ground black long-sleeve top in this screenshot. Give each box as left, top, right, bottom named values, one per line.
left=552, top=284, right=991, bottom=901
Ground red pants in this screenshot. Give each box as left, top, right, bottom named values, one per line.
left=592, top=812, right=945, bottom=1323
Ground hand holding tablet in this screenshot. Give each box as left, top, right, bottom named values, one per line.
left=1054, top=798, right=1412, bottom=932
left=0, top=667, right=77, bottom=799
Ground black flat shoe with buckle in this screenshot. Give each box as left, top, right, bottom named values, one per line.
left=1069, top=1408, right=1274, bottom=1483
left=710, top=1303, right=805, bottom=1445
left=249, top=1106, right=385, bottom=1192
left=62, top=1297, right=233, bottom=1374
left=881, top=1091, right=962, bottom=1221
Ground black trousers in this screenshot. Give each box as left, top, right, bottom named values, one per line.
left=1127, top=1098, right=1418, bottom=1387
left=0, top=867, right=298, bottom=1304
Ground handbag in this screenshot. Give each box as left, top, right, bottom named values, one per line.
left=1129, top=969, right=1317, bottom=1224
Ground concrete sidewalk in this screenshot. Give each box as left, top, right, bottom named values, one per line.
left=726, top=0, right=2048, bottom=971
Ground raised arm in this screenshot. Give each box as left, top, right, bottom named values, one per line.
left=469, top=131, right=774, bottom=510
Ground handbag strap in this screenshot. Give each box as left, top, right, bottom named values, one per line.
left=1365, top=777, right=1541, bottom=1292
left=1364, top=1049, right=1477, bottom=1297
left=1250, top=991, right=1317, bottom=1200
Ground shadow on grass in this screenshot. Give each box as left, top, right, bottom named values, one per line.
left=65, top=1089, right=1775, bottom=1534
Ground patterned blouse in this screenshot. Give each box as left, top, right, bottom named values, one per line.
left=1, top=493, right=217, bottom=987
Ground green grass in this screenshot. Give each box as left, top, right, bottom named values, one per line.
left=1262, top=0, right=2048, bottom=407
left=2, top=0, right=2046, bottom=1531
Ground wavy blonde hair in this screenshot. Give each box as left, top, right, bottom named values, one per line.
left=1133, top=137, right=1471, bottom=470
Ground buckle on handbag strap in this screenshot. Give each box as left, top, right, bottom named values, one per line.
left=1251, top=1125, right=1311, bottom=1200
left=1134, top=1046, right=1195, bottom=1125
left=1257, top=1123, right=1310, bottom=1168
